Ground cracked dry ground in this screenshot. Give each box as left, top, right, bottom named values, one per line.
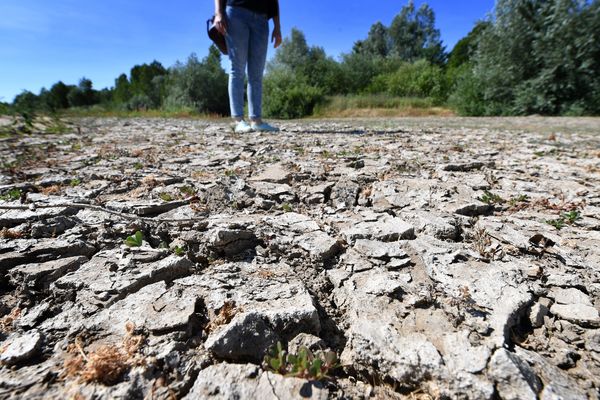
left=1, top=117, right=600, bottom=399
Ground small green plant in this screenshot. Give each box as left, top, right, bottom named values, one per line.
left=562, top=210, right=581, bottom=224
left=46, top=119, right=70, bottom=135
left=263, top=342, right=339, bottom=381
left=124, top=231, right=144, bottom=247
left=320, top=150, right=332, bottom=159
left=70, top=178, right=81, bottom=187
left=477, top=190, right=504, bottom=205
left=508, top=194, right=529, bottom=207
left=224, top=169, right=237, bottom=178
left=0, top=188, right=22, bottom=201
left=173, top=246, right=185, bottom=257
left=546, top=218, right=566, bottom=230
left=133, top=162, right=144, bottom=170
left=179, top=185, right=196, bottom=197
left=159, top=193, right=174, bottom=202
left=545, top=210, right=581, bottom=230
left=281, top=203, right=293, bottom=213
left=292, top=145, right=305, bottom=155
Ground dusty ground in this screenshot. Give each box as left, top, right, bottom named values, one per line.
left=1, top=116, right=599, bottom=399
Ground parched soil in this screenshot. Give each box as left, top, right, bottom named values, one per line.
left=1, top=116, right=599, bottom=399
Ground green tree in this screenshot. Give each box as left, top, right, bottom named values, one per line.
left=129, top=61, right=168, bottom=108
left=459, top=0, right=600, bottom=115
left=51, top=81, right=71, bottom=109
left=269, top=28, right=344, bottom=95
left=13, top=90, right=39, bottom=113
left=272, top=28, right=310, bottom=71
left=446, top=21, right=490, bottom=70
left=67, top=78, right=96, bottom=107
left=388, top=0, right=446, bottom=65
left=113, top=74, right=131, bottom=105
left=0, top=102, right=11, bottom=115
left=164, top=46, right=229, bottom=115
left=354, top=22, right=390, bottom=58
left=13, top=90, right=39, bottom=124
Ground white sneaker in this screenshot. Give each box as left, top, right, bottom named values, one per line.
left=251, top=121, right=279, bottom=132
left=234, top=120, right=253, bottom=134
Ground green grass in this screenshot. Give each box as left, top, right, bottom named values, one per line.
left=61, top=105, right=224, bottom=120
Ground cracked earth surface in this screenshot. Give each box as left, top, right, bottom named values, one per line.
left=1, top=116, right=600, bottom=399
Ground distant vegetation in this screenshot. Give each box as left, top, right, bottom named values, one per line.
left=3, top=0, right=599, bottom=120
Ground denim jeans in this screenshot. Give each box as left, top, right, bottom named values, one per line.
left=225, top=6, right=269, bottom=120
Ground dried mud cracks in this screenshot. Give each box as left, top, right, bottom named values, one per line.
left=1, top=117, right=600, bottom=399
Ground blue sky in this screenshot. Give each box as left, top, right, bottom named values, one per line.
left=0, top=0, right=495, bottom=102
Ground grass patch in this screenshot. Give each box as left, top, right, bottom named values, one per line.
left=314, top=94, right=454, bottom=118
left=61, top=105, right=224, bottom=120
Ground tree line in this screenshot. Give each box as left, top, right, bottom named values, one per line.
left=3, top=0, right=599, bottom=118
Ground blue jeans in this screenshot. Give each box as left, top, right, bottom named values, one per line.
left=225, top=6, right=269, bottom=120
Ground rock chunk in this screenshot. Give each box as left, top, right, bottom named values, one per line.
left=184, top=363, right=328, bottom=400
left=549, top=287, right=600, bottom=327
left=53, top=253, right=194, bottom=307
left=249, top=163, right=291, bottom=184
left=204, top=312, right=278, bottom=362
left=8, top=256, right=88, bottom=291
left=0, top=330, right=42, bottom=366
left=344, top=216, right=414, bottom=244
left=0, top=239, right=95, bottom=271
left=88, top=280, right=199, bottom=335
left=489, top=348, right=541, bottom=400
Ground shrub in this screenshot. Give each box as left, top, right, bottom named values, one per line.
left=164, top=47, right=229, bottom=115
left=368, top=60, right=448, bottom=103
left=263, top=67, right=324, bottom=119
left=448, top=64, right=486, bottom=116
left=0, top=102, right=11, bottom=115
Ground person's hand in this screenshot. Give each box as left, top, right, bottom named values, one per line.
left=272, top=26, right=282, bottom=48
left=214, top=13, right=227, bottom=35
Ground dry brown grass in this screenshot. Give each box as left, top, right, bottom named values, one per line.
left=40, top=185, right=63, bottom=195
left=140, top=175, right=158, bottom=188
left=533, top=197, right=585, bottom=213
left=63, top=322, right=145, bottom=386
left=205, top=301, right=238, bottom=333
left=317, top=107, right=454, bottom=118
left=0, top=227, right=23, bottom=239
left=191, top=170, right=213, bottom=180
left=0, top=308, right=21, bottom=333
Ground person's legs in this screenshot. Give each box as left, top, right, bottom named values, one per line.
left=225, top=6, right=250, bottom=120
left=247, top=14, right=269, bottom=121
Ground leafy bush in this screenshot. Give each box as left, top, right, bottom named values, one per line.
left=448, top=64, right=486, bottom=116
left=0, top=102, right=11, bottom=115
left=127, top=94, right=154, bottom=111
left=368, top=60, right=448, bottom=103
left=455, top=0, right=600, bottom=116
left=164, top=47, right=229, bottom=115
left=263, top=67, right=324, bottom=119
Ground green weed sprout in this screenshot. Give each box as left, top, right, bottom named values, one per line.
left=263, top=342, right=339, bottom=381
left=0, top=188, right=22, bottom=201
left=562, top=210, right=581, bottom=224
left=477, top=190, right=504, bottom=205
left=125, top=231, right=144, bottom=247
